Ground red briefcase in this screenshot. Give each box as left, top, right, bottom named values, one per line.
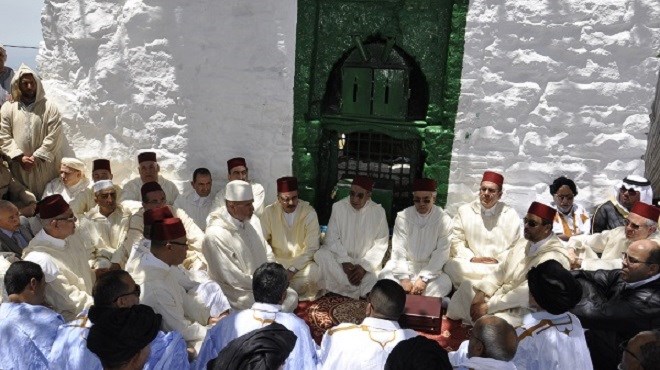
left=398, top=294, right=442, bottom=333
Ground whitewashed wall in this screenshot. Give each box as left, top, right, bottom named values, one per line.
left=447, top=0, right=660, bottom=216
left=37, top=0, right=298, bottom=200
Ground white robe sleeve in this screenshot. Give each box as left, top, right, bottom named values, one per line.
left=358, top=207, right=389, bottom=273
left=390, top=213, right=411, bottom=278
left=419, top=212, right=453, bottom=280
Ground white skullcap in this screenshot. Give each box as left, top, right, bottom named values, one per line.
left=225, top=180, right=253, bottom=201
left=93, top=180, right=114, bottom=193
left=614, top=174, right=653, bottom=204
left=61, top=157, right=86, bottom=173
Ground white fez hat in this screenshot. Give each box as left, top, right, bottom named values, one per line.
left=225, top=180, right=253, bottom=201
left=93, top=180, right=114, bottom=193
left=61, top=157, right=86, bottom=173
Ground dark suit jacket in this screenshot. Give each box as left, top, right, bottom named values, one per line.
left=0, top=224, right=34, bottom=258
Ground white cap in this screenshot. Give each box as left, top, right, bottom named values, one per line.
left=61, top=157, right=86, bottom=173
left=93, top=180, right=114, bottom=193
left=225, top=180, right=253, bottom=201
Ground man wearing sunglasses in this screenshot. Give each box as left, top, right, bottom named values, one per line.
left=315, top=175, right=389, bottom=299
left=568, top=202, right=660, bottom=270
left=380, top=178, right=453, bottom=298
left=571, top=239, right=660, bottom=370
left=447, top=201, right=570, bottom=326
left=592, top=175, right=654, bottom=234
left=22, top=194, right=95, bottom=321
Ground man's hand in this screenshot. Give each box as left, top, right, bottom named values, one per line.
left=287, top=269, right=297, bottom=281
left=400, top=279, right=413, bottom=293
left=470, top=290, right=488, bottom=322
left=19, top=155, right=35, bottom=171
left=568, top=248, right=582, bottom=270
left=470, top=257, right=498, bottom=264
left=412, top=279, right=427, bottom=295
left=348, top=265, right=366, bottom=286
left=342, top=262, right=355, bottom=276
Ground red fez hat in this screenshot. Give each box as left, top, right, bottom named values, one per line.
left=276, top=177, right=298, bottom=193
left=527, top=201, right=556, bottom=223
left=92, top=159, right=111, bottom=172
left=412, top=178, right=437, bottom=192
left=352, top=175, right=374, bottom=192
left=37, top=194, right=70, bottom=219
left=141, top=181, right=164, bottom=199
left=630, top=202, right=660, bottom=222
left=144, top=206, right=174, bottom=227
left=227, top=157, right=247, bottom=172
left=150, top=218, right=186, bottom=241
left=137, top=152, right=157, bottom=163
left=482, top=171, right=504, bottom=187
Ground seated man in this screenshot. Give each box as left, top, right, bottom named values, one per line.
left=0, top=200, right=33, bottom=259
left=22, top=194, right=95, bottom=321
left=137, top=218, right=220, bottom=354
left=380, top=178, right=453, bottom=298
left=448, top=315, right=518, bottom=370
left=549, top=176, right=590, bottom=241
left=112, top=181, right=205, bottom=271
left=571, top=239, right=660, bottom=370
left=122, top=151, right=180, bottom=205
left=447, top=201, right=570, bottom=326
left=173, top=167, right=215, bottom=231
left=318, top=279, right=418, bottom=370
left=0, top=158, right=36, bottom=217
left=618, top=330, right=660, bottom=370
left=592, top=175, right=653, bottom=234
left=315, top=175, right=389, bottom=299
left=70, top=159, right=123, bottom=216
left=211, top=157, right=266, bottom=217
left=513, top=260, right=592, bottom=370
left=87, top=305, right=162, bottom=370
left=43, top=157, right=90, bottom=203
left=568, top=201, right=660, bottom=270
left=261, top=176, right=321, bottom=300
left=78, top=180, right=132, bottom=269
left=0, top=261, right=64, bottom=370
left=444, top=171, right=521, bottom=288
left=194, top=262, right=318, bottom=370
left=385, top=336, right=452, bottom=370
left=204, top=180, right=298, bottom=311
left=49, top=269, right=188, bottom=370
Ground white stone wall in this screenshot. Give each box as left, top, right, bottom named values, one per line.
left=447, top=0, right=660, bottom=216
left=37, top=0, right=297, bottom=200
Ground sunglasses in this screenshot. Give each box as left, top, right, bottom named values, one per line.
left=113, top=284, right=141, bottom=302
left=413, top=198, right=432, bottom=204
left=523, top=218, right=546, bottom=228
left=621, top=252, right=654, bottom=265
left=620, top=187, right=639, bottom=196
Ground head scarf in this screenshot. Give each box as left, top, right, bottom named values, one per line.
left=527, top=260, right=583, bottom=314
left=614, top=175, right=653, bottom=204
left=385, top=336, right=452, bottom=370
left=209, top=323, right=296, bottom=370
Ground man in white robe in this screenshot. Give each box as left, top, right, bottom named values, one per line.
left=447, top=201, right=570, bottom=327
left=445, top=171, right=522, bottom=288
left=22, top=194, right=95, bottom=321
left=112, top=181, right=206, bottom=271
left=174, top=167, right=215, bottom=230
left=0, top=64, right=63, bottom=199
left=0, top=261, right=64, bottom=370
left=449, top=315, right=518, bottom=370
left=194, top=262, right=318, bottom=370
left=43, top=157, right=90, bottom=203
left=211, top=157, right=266, bottom=217
left=69, top=159, right=123, bottom=216
left=548, top=176, right=591, bottom=241
left=261, top=176, right=320, bottom=300
left=568, top=201, right=660, bottom=271
left=136, top=218, right=220, bottom=354
left=512, top=260, right=593, bottom=370
left=122, top=151, right=180, bottom=205
left=315, top=175, right=389, bottom=299
left=380, top=178, right=453, bottom=298
left=49, top=269, right=189, bottom=370
left=78, top=180, right=132, bottom=269
left=204, top=180, right=298, bottom=311
left=318, top=279, right=418, bottom=370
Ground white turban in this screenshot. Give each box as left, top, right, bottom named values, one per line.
left=93, top=180, right=114, bottom=193
left=225, top=180, right=253, bottom=201
left=61, top=157, right=86, bottom=175
left=614, top=175, right=653, bottom=204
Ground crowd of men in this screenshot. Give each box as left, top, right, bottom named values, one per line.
left=0, top=47, right=659, bottom=370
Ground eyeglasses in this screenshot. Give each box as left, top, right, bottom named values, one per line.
left=413, top=197, right=432, bottom=204
left=349, top=191, right=367, bottom=199
left=113, top=284, right=141, bottom=302
left=168, top=241, right=189, bottom=249
left=278, top=195, right=298, bottom=204
left=555, top=194, right=574, bottom=201
left=523, top=218, right=545, bottom=228
left=479, top=187, right=499, bottom=194
left=620, top=187, right=639, bottom=196
left=621, top=252, right=654, bottom=265
left=623, top=219, right=647, bottom=231
left=54, top=216, right=77, bottom=223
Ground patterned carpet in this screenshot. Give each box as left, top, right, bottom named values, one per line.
left=294, top=293, right=470, bottom=351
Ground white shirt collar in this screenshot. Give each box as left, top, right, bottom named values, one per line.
left=251, top=302, right=282, bottom=313
left=33, top=229, right=66, bottom=249
left=626, top=272, right=660, bottom=289
left=458, top=356, right=517, bottom=370
left=481, top=203, right=498, bottom=217
left=361, top=317, right=402, bottom=331
left=529, top=233, right=553, bottom=255
left=140, top=251, right=170, bottom=271
left=283, top=207, right=297, bottom=227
